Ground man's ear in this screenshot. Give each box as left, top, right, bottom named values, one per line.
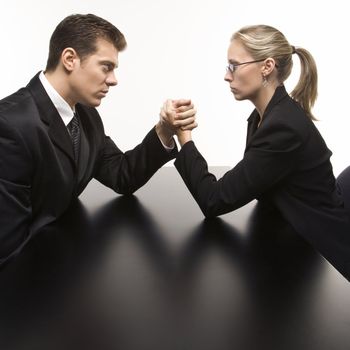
left=261, top=57, right=276, bottom=76
left=61, top=47, right=79, bottom=72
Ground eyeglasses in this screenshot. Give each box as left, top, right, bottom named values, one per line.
left=226, top=59, right=266, bottom=74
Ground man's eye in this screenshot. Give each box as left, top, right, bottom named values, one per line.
left=103, top=64, right=112, bottom=72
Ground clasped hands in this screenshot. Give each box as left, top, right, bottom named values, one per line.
left=156, top=99, right=197, bottom=147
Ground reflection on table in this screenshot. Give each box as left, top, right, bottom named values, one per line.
left=0, top=167, right=349, bottom=350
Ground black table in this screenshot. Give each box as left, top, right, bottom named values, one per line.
left=1, top=167, right=349, bottom=350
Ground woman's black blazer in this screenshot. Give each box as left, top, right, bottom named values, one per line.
left=175, top=85, right=350, bottom=279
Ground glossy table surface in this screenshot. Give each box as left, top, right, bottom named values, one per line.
left=1, top=167, right=349, bottom=350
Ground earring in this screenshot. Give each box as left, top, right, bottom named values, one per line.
left=262, top=74, right=268, bottom=87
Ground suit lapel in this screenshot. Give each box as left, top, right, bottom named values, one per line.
left=246, top=110, right=260, bottom=148
left=77, top=117, right=90, bottom=184
left=245, top=85, right=289, bottom=150
left=75, top=105, right=98, bottom=193
left=27, top=73, right=76, bottom=165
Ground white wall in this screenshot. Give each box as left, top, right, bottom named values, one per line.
left=1, top=0, right=348, bottom=175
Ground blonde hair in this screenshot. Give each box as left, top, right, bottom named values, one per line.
left=232, top=25, right=318, bottom=120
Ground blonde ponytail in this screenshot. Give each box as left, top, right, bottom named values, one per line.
left=290, top=47, right=318, bottom=120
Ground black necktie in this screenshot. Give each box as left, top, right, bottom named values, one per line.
left=68, top=113, right=80, bottom=161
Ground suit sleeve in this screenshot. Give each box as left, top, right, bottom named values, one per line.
left=94, top=126, right=178, bottom=194
left=0, top=117, right=33, bottom=264
left=174, top=121, right=303, bottom=218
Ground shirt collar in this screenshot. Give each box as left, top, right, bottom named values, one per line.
left=39, top=71, right=75, bottom=126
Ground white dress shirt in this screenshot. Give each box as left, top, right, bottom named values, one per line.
left=39, top=71, right=75, bottom=127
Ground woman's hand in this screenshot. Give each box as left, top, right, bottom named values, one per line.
left=158, top=99, right=197, bottom=147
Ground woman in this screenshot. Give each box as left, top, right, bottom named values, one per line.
left=163, top=25, right=350, bottom=280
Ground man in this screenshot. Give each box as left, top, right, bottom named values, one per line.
left=0, top=14, right=196, bottom=264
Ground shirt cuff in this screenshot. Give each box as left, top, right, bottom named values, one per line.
left=158, top=135, right=175, bottom=152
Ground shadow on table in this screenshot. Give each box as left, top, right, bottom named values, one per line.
left=0, top=198, right=335, bottom=350
left=0, top=195, right=175, bottom=350
left=174, top=202, right=325, bottom=350
left=179, top=201, right=323, bottom=290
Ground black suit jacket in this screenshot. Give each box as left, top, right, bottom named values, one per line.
left=175, top=85, right=350, bottom=279
left=0, top=73, right=176, bottom=264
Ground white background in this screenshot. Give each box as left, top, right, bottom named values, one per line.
left=1, top=0, right=348, bottom=175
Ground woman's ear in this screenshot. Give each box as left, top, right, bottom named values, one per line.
left=61, top=47, right=79, bottom=72
left=261, top=57, right=276, bottom=76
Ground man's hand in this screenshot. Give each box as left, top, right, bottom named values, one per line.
left=156, top=99, right=197, bottom=147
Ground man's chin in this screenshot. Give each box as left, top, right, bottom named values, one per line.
left=233, top=94, right=244, bottom=101
left=85, top=99, right=102, bottom=107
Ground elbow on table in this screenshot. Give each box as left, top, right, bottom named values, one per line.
left=199, top=197, right=238, bottom=219
left=113, top=178, right=141, bottom=196
left=118, top=187, right=137, bottom=196
left=200, top=202, right=220, bottom=219
left=113, top=182, right=138, bottom=196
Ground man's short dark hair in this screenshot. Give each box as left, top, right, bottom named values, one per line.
left=45, top=14, right=127, bottom=71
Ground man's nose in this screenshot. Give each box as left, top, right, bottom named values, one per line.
left=106, top=71, right=118, bottom=86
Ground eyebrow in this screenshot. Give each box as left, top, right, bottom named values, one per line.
left=100, top=60, right=118, bottom=69
left=228, top=59, right=239, bottom=64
